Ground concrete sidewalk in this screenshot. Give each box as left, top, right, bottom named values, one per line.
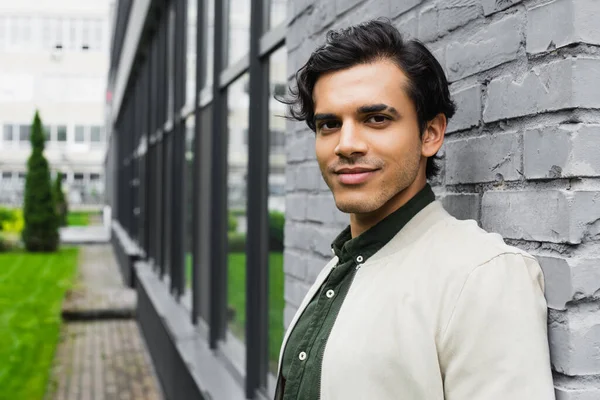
left=45, top=245, right=163, bottom=400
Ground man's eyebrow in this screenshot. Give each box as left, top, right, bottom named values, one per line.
left=313, top=113, right=338, bottom=124
left=357, top=104, right=400, bottom=117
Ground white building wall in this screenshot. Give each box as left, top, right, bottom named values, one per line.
left=0, top=0, right=111, bottom=206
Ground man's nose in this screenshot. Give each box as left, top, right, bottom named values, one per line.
left=334, top=122, right=368, bottom=158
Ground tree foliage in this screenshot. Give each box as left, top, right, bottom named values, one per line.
left=21, top=111, right=59, bottom=252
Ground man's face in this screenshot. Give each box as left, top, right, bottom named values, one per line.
left=313, top=59, right=426, bottom=215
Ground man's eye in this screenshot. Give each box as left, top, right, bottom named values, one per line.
left=320, top=121, right=341, bottom=130
left=367, top=115, right=388, bottom=124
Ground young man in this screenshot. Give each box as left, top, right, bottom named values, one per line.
left=275, top=20, right=555, bottom=400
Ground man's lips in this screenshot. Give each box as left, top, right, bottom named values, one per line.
left=334, top=167, right=380, bottom=185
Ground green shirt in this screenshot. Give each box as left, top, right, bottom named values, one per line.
left=280, top=184, right=436, bottom=400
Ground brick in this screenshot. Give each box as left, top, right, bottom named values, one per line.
left=481, top=0, right=523, bottom=16
left=538, top=256, right=600, bottom=310
left=418, top=1, right=481, bottom=43
left=335, top=0, right=364, bottom=15
left=295, top=163, right=322, bottom=191
left=549, top=306, right=600, bottom=375
left=446, top=13, right=522, bottom=81
left=527, top=0, right=600, bottom=54
left=310, top=227, right=339, bottom=258
left=285, top=165, right=297, bottom=193
left=306, top=193, right=336, bottom=223
left=284, top=250, right=307, bottom=280
left=554, top=375, right=600, bottom=400
left=286, top=194, right=308, bottom=221
left=393, top=11, right=418, bottom=38
left=441, top=193, right=481, bottom=221
left=284, top=304, right=298, bottom=329
left=287, top=135, right=308, bottom=163
left=524, top=124, right=600, bottom=179
left=481, top=190, right=600, bottom=244
left=482, top=190, right=570, bottom=243
left=306, top=253, right=330, bottom=282
left=391, top=0, right=423, bottom=18
left=284, top=275, right=311, bottom=307
left=446, top=84, right=482, bottom=133
left=284, top=221, right=312, bottom=250
left=445, top=132, right=522, bottom=184
left=483, top=58, right=600, bottom=123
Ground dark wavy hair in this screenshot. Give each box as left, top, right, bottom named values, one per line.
left=285, top=19, right=456, bottom=179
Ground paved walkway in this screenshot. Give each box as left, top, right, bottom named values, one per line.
left=45, top=245, right=163, bottom=400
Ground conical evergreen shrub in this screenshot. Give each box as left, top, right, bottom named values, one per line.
left=22, top=111, right=59, bottom=252
left=53, top=172, right=68, bottom=227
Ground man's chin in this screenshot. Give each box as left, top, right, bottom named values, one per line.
left=334, top=198, right=381, bottom=214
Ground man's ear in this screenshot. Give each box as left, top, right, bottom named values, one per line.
left=421, top=113, right=446, bottom=157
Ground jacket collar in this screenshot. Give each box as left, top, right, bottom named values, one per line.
left=331, top=184, right=436, bottom=265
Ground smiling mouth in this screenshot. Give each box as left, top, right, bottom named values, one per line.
left=335, top=168, right=380, bottom=185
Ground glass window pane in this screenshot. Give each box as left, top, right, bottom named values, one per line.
left=74, top=172, right=84, bottom=181
left=57, top=125, right=67, bottom=141
left=2, top=125, right=13, bottom=141
left=187, top=0, right=197, bottom=105
left=75, top=125, right=86, bottom=142
left=1, top=172, right=12, bottom=180
left=227, top=0, right=250, bottom=66
left=201, top=0, right=215, bottom=89
left=185, top=115, right=195, bottom=292
left=227, top=74, right=249, bottom=343
left=269, top=0, right=287, bottom=29
left=19, top=125, right=30, bottom=142
left=90, top=126, right=102, bottom=142
left=90, top=173, right=100, bottom=181
left=268, top=46, right=286, bottom=375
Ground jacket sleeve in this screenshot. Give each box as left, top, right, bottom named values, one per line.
left=439, top=253, right=556, bottom=400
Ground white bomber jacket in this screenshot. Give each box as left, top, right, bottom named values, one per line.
left=276, top=201, right=556, bottom=400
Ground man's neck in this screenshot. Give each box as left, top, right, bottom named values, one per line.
left=349, top=180, right=427, bottom=238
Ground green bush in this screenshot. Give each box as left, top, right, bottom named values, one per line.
left=269, top=211, right=285, bottom=251
left=53, top=173, right=68, bottom=227
left=228, top=212, right=238, bottom=233
left=228, top=232, right=246, bottom=253
left=21, top=111, right=59, bottom=252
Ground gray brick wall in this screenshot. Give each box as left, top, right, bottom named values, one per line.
left=285, top=0, right=600, bottom=396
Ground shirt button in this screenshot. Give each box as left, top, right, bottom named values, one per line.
left=299, top=351, right=307, bottom=361
left=326, top=289, right=335, bottom=298
left=356, top=255, right=364, bottom=263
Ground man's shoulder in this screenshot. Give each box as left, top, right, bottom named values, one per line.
left=425, top=212, right=535, bottom=271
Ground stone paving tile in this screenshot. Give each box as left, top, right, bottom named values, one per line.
left=62, top=246, right=136, bottom=314
left=46, top=245, right=162, bottom=400
left=45, top=321, right=163, bottom=400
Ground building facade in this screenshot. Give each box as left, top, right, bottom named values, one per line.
left=108, top=0, right=600, bottom=399
left=0, top=0, right=110, bottom=207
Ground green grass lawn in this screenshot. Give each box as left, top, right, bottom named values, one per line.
left=186, top=252, right=284, bottom=371
left=66, top=211, right=93, bottom=226
left=0, top=248, right=79, bottom=400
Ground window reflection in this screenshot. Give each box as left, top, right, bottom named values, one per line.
left=269, top=0, right=287, bottom=29
left=227, top=74, right=250, bottom=342
left=268, top=46, right=287, bottom=375
left=186, top=0, right=197, bottom=105
left=227, top=0, right=250, bottom=66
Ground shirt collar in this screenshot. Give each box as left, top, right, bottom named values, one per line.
left=331, top=184, right=436, bottom=265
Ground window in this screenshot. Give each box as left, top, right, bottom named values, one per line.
left=227, top=0, right=250, bottom=66
left=43, top=125, right=52, bottom=141
left=68, top=18, right=77, bottom=50
left=202, top=0, right=214, bottom=88
left=1, top=171, right=12, bottom=180
left=90, top=126, right=103, bottom=142
left=57, top=125, right=67, bottom=142
left=92, top=20, right=103, bottom=51
left=17, top=172, right=26, bottom=181
left=90, top=173, right=101, bottom=181
left=0, top=17, right=6, bottom=50
left=267, top=46, right=287, bottom=375
left=2, top=125, right=13, bottom=141
left=81, top=18, right=90, bottom=50
left=226, top=74, right=249, bottom=346
left=75, top=125, right=86, bottom=143
left=186, top=0, right=197, bottom=105
left=74, top=173, right=84, bottom=181
left=269, top=0, right=287, bottom=29
left=19, top=125, right=30, bottom=142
